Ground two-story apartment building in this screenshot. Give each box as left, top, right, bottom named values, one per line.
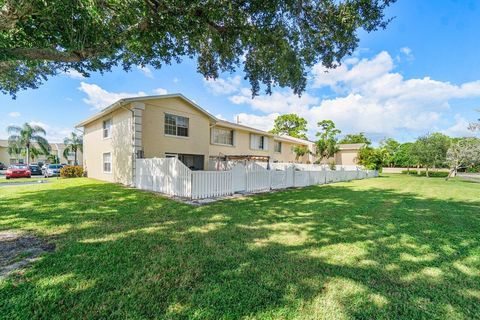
left=76, top=94, right=362, bottom=185
left=0, top=139, right=83, bottom=166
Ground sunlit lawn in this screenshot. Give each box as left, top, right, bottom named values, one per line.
left=0, top=174, right=479, bottom=319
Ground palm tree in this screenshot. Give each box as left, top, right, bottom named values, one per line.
left=46, top=153, right=60, bottom=164
left=7, top=123, right=50, bottom=165
left=293, top=145, right=309, bottom=162
left=7, top=140, right=23, bottom=163
left=63, top=132, right=83, bottom=165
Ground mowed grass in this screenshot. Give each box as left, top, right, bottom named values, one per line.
left=0, top=175, right=479, bottom=319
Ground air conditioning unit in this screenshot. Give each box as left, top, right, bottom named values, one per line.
left=136, top=150, right=144, bottom=159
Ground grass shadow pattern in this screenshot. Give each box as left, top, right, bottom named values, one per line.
left=0, top=175, right=479, bottom=319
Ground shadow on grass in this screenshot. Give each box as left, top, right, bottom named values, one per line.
left=0, top=178, right=479, bottom=319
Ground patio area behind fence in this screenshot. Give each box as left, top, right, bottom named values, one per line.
left=135, top=158, right=378, bottom=200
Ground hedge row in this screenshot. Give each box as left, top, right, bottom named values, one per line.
left=401, top=170, right=449, bottom=178
left=60, top=165, right=84, bottom=178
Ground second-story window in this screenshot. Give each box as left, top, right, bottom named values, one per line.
left=250, top=134, right=268, bottom=150
left=165, top=114, right=189, bottom=137
left=212, top=127, right=234, bottom=145
left=274, top=141, right=282, bottom=153
left=103, top=118, right=112, bottom=138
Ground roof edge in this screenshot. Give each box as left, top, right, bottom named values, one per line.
left=75, top=93, right=217, bottom=128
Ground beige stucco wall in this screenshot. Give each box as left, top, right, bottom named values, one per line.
left=272, top=140, right=310, bottom=163
left=209, top=128, right=271, bottom=158
left=142, top=97, right=212, bottom=169
left=208, top=128, right=311, bottom=164
left=335, top=149, right=359, bottom=166
left=83, top=108, right=132, bottom=184
left=0, top=146, right=10, bottom=165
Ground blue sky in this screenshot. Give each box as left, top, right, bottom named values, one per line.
left=1, top=0, right=479, bottom=143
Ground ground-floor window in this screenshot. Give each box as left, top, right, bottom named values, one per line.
left=166, top=153, right=204, bottom=170
left=103, top=152, right=112, bottom=173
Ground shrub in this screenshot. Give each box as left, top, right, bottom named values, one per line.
left=401, top=170, right=417, bottom=175
left=60, top=165, right=84, bottom=178
left=328, top=161, right=336, bottom=170
left=401, top=170, right=448, bottom=177
left=466, top=165, right=480, bottom=173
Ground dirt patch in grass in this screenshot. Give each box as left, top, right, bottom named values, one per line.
left=0, top=230, right=55, bottom=279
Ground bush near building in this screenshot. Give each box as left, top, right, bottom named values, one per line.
left=60, top=165, right=84, bottom=178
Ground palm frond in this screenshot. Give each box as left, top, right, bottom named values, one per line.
left=31, top=124, right=47, bottom=135
left=7, top=134, right=21, bottom=144
left=7, top=125, right=21, bottom=135
left=63, top=145, right=72, bottom=159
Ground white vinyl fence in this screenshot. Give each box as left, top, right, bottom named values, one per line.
left=136, top=158, right=378, bottom=200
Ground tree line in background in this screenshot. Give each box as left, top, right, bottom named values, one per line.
left=6, top=123, right=83, bottom=165
left=271, top=113, right=480, bottom=177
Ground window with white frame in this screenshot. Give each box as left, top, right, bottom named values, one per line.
left=103, top=119, right=112, bottom=138
left=212, top=127, right=234, bottom=146
left=274, top=141, right=282, bottom=153
left=165, top=113, right=189, bottom=137
left=103, top=152, right=112, bottom=173
left=250, top=134, right=268, bottom=150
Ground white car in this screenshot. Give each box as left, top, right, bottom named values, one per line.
left=44, top=164, right=63, bottom=177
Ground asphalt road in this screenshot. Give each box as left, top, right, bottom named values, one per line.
left=457, top=173, right=480, bottom=183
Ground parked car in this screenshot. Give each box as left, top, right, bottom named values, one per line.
left=5, top=164, right=31, bottom=179
left=28, top=164, right=43, bottom=176
left=44, top=164, right=63, bottom=177
left=0, top=162, right=7, bottom=170
left=41, top=163, right=49, bottom=175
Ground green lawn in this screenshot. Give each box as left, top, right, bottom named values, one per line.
left=0, top=175, right=479, bottom=319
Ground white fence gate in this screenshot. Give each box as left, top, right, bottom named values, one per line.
left=232, top=163, right=246, bottom=192
left=191, top=171, right=232, bottom=199
left=245, top=162, right=271, bottom=192
left=136, top=158, right=378, bottom=200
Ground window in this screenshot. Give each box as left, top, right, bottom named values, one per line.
left=274, top=141, right=282, bottom=153
left=250, top=134, right=268, bottom=150
left=103, top=152, right=112, bottom=173
left=103, top=119, right=112, bottom=138
left=165, top=114, right=189, bottom=137
left=212, top=127, right=234, bottom=145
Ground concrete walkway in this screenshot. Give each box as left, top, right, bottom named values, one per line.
left=457, top=173, right=480, bottom=183
left=0, top=180, right=50, bottom=187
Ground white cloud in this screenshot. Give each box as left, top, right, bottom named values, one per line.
left=173, top=77, right=180, bottom=83
left=153, top=88, right=168, bottom=95
left=78, top=82, right=147, bottom=110
left=204, top=76, right=242, bottom=95
left=230, top=88, right=319, bottom=114
left=137, top=65, right=153, bottom=78
left=400, top=47, right=414, bottom=61
left=233, top=113, right=280, bottom=132
left=28, top=121, right=72, bottom=142
left=8, top=111, right=21, bottom=118
left=64, top=69, right=85, bottom=80
left=442, top=114, right=478, bottom=137
left=226, top=51, right=480, bottom=141
left=312, top=51, right=394, bottom=91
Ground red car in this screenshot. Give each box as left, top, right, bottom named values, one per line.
left=5, top=164, right=31, bottom=179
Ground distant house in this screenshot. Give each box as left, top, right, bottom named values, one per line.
left=0, top=139, right=83, bottom=166
left=76, top=94, right=362, bottom=185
